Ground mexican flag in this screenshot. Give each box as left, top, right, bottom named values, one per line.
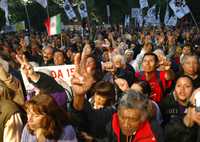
left=44, top=14, right=61, bottom=36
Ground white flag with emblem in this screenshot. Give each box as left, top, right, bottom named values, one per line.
left=131, top=8, right=142, bottom=18
left=169, top=0, right=190, bottom=19
left=147, top=5, right=156, bottom=17
left=144, top=5, right=160, bottom=26
left=136, top=15, right=143, bottom=27
left=164, top=3, right=170, bottom=26
left=35, top=0, right=47, bottom=8
left=139, top=0, right=148, bottom=9
left=106, top=5, right=111, bottom=17
left=0, top=0, right=9, bottom=25
left=64, top=0, right=77, bottom=20
left=78, top=0, right=88, bottom=19
left=167, top=15, right=177, bottom=26
left=124, top=15, right=130, bottom=27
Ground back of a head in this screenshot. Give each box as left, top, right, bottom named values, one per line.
left=93, top=81, right=115, bottom=99
left=131, top=80, right=152, bottom=98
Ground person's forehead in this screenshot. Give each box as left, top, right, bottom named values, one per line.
left=44, top=47, right=53, bottom=53
left=176, top=77, right=192, bottom=84
left=143, top=55, right=155, bottom=60
left=54, top=51, right=64, bottom=56
left=86, top=57, right=95, bottom=63
left=125, top=52, right=133, bottom=56
left=183, top=46, right=191, bottom=49
left=94, top=94, right=108, bottom=99
left=119, top=107, right=141, bottom=118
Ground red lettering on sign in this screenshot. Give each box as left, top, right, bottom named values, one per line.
left=70, top=68, right=75, bottom=75
left=57, top=70, right=63, bottom=78
left=50, top=71, right=57, bottom=78
left=66, top=69, right=70, bottom=77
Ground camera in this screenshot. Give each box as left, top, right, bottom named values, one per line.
left=195, top=92, right=200, bottom=112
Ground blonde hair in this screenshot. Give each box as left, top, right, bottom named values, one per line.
left=111, top=54, right=126, bottom=65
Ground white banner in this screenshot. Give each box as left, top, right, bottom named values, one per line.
left=139, top=0, right=148, bottom=9
left=34, top=65, right=75, bottom=85
left=169, top=0, right=190, bottom=19
left=106, top=5, right=111, bottom=17
left=35, top=0, right=47, bottom=8
left=78, top=0, right=88, bottom=19
left=144, top=5, right=160, bottom=26
left=21, top=64, right=76, bottom=94
left=166, top=15, right=177, bottom=26
left=64, top=0, right=77, bottom=20
left=144, top=15, right=160, bottom=27
left=0, top=0, right=9, bottom=25
left=136, top=15, right=143, bottom=27
left=147, top=5, right=156, bottom=17
left=124, top=15, right=130, bottom=27
left=164, top=4, right=170, bottom=26
left=131, top=8, right=142, bottom=18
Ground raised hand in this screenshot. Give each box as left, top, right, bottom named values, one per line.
left=16, top=54, right=39, bottom=81
left=184, top=88, right=200, bottom=127
left=71, top=44, right=96, bottom=110
left=159, top=57, right=171, bottom=71
left=16, top=55, right=33, bottom=77
left=114, top=78, right=129, bottom=92
left=71, top=44, right=95, bottom=97
left=81, top=43, right=92, bottom=60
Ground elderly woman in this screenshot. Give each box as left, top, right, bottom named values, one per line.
left=21, top=94, right=77, bottom=142
left=179, top=54, right=200, bottom=88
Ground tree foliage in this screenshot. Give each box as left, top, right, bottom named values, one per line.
left=0, top=0, right=199, bottom=30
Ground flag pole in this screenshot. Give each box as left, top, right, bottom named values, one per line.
left=85, top=0, right=93, bottom=40
left=61, top=33, right=63, bottom=47
left=185, top=1, right=199, bottom=32
left=46, top=0, right=50, bottom=18
left=24, top=1, right=31, bottom=32
left=106, top=0, right=111, bottom=25
left=190, top=11, right=199, bottom=32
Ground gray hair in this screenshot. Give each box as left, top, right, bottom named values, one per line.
left=118, top=89, right=149, bottom=112
left=181, top=54, right=199, bottom=65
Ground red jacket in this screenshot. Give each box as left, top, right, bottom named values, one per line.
left=112, top=113, right=157, bottom=142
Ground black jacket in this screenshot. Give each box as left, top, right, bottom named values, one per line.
left=164, top=118, right=198, bottom=142
left=160, top=94, right=199, bottom=142
left=160, top=93, right=187, bottom=127
left=70, top=100, right=164, bottom=142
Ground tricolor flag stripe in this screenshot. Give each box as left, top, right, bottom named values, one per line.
left=50, top=15, right=61, bottom=35
left=44, top=15, right=61, bottom=36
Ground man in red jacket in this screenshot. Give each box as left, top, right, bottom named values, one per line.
left=71, top=44, right=164, bottom=142
left=135, top=53, right=174, bottom=103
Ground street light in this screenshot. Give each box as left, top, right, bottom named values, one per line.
left=23, top=0, right=31, bottom=32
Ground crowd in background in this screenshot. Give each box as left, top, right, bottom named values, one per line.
left=0, top=23, right=200, bottom=142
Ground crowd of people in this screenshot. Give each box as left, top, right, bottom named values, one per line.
left=0, top=24, right=200, bottom=142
